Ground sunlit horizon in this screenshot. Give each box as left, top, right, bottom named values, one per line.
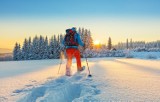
left=1, top=17, right=160, bottom=50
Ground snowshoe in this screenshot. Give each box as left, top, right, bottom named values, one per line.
left=65, top=68, right=72, bottom=76
left=78, top=66, right=85, bottom=72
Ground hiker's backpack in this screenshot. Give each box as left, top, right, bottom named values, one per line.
left=64, top=30, right=78, bottom=46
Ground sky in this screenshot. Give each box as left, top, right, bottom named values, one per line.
left=0, top=0, right=160, bottom=50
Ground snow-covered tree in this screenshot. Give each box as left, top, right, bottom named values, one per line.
left=108, top=37, right=112, bottom=50
left=130, top=39, right=133, bottom=49
left=13, top=43, right=21, bottom=61
left=49, top=35, right=60, bottom=59
left=28, top=37, right=32, bottom=60
left=59, top=34, right=65, bottom=53
left=60, top=34, right=64, bottom=44
left=88, top=30, right=93, bottom=49
left=53, top=35, right=58, bottom=58
left=49, top=36, right=54, bottom=59
left=84, top=29, right=88, bottom=47
left=54, top=35, right=61, bottom=59
left=31, top=35, right=40, bottom=60
left=126, top=38, right=129, bottom=49
left=78, top=27, right=82, bottom=35
left=43, top=36, right=49, bottom=59
left=38, top=35, right=45, bottom=59
left=22, top=38, right=29, bottom=60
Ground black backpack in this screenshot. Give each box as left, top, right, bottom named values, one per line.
left=64, top=31, right=78, bottom=46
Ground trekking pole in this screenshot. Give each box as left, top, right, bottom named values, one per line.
left=58, top=51, right=63, bottom=74
left=85, top=56, right=92, bottom=77
left=83, top=47, right=92, bottom=77
left=58, top=59, right=62, bottom=74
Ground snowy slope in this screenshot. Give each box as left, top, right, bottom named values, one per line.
left=0, top=58, right=160, bottom=102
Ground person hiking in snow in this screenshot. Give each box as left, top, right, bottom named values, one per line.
left=63, top=27, right=85, bottom=76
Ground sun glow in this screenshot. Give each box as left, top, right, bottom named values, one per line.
left=94, top=40, right=100, bottom=45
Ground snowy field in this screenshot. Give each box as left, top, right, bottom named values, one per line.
left=0, top=58, right=160, bottom=102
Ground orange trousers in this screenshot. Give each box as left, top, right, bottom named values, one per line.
left=66, top=48, right=82, bottom=71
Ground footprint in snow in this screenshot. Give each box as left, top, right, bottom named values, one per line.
left=94, top=89, right=101, bottom=95
left=91, top=85, right=97, bottom=88
left=13, top=89, right=23, bottom=93
left=47, top=76, right=54, bottom=80
left=55, top=77, right=66, bottom=83
left=73, top=75, right=83, bottom=80
left=71, top=73, right=87, bottom=80
left=0, top=97, right=8, bottom=102
left=30, top=80, right=37, bottom=82
left=25, top=84, right=33, bottom=87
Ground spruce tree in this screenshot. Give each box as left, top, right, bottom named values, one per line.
left=18, top=44, right=22, bottom=60
left=32, top=35, right=39, bottom=60
left=22, top=38, right=29, bottom=60
left=43, top=36, right=49, bottom=59
left=49, top=36, right=54, bottom=59
left=84, top=29, right=88, bottom=47
left=108, top=37, right=112, bottom=50
left=53, top=35, right=61, bottom=59
left=13, top=43, right=21, bottom=60
left=28, top=37, right=32, bottom=60
left=78, top=27, right=82, bottom=34
left=130, top=39, right=133, bottom=49
left=60, top=34, right=64, bottom=43
left=13, top=43, right=19, bottom=60
left=81, top=28, right=85, bottom=42
left=126, top=38, right=129, bottom=49
left=39, top=35, right=45, bottom=59
left=59, top=34, right=65, bottom=52
left=88, top=30, right=93, bottom=49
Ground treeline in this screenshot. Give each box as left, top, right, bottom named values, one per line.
left=13, top=28, right=93, bottom=61
left=115, top=39, right=160, bottom=51
left=13, top=35, right=64, bottom=60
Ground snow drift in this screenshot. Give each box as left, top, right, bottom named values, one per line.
left=0, top=58, right=160, bottom=102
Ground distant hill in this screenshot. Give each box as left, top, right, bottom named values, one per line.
left=0, top=49, right=13, bottom=61
left=0, top=48, right=12, bottom=54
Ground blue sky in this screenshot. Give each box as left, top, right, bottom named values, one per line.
left=0, top=0, right=160, bottom=49
left=0, top=0, right=160, bottom=18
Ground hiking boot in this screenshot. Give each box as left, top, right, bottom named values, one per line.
left=78, top=66, right=85, bottom=72
left=66, top=68, right=72, bottom=76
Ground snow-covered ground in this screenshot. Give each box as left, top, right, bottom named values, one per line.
left=125, top=51, right=160, bottom=59
left=0, top=58, right=160, bottom=102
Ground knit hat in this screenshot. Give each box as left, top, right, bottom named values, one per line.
left=71, top=27, right=76, bottom=31
left=66, top=29, right=70, bottom=33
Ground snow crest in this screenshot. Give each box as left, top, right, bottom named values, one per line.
left=18, top=73, right=101, bottom=102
